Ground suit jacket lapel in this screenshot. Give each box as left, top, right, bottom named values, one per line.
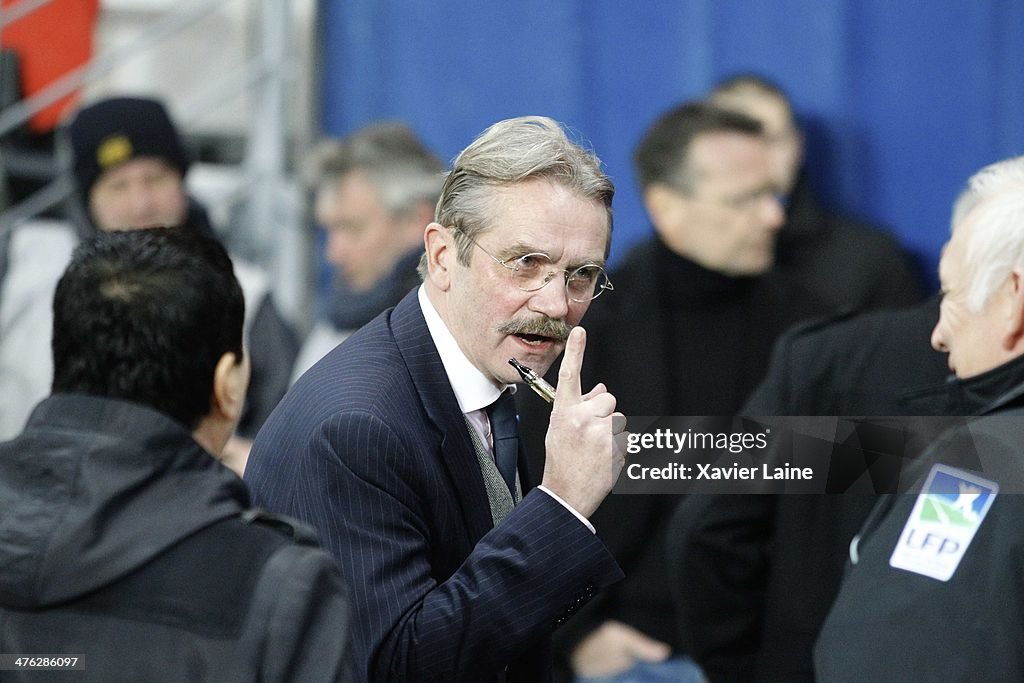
left=389, top=291, right=495, bottom=543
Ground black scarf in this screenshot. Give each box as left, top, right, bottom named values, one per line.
left=326, top=248, right=422, bottom=330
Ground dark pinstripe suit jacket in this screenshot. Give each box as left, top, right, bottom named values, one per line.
left=245, top=289, right=622, bottom=683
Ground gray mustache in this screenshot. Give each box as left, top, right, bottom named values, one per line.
left=497, top=317, right=572, bottom=343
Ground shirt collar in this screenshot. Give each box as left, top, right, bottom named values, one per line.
left=418, top=285, right=514, bottom=414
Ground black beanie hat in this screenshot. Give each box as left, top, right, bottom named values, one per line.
left=68, top=97, right=191, bottom=199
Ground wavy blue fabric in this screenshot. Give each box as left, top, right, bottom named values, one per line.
left=317, top=1, right=1024, bottom=291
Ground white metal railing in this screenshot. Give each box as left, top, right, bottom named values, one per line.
left=0, top=0, right=228, bottom=139
left=0, top=0, right=308, bottom=322
left=0, top=0, right=52, bottom=32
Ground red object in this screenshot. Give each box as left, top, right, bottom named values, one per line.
left=1, top=0, right=100, bottom=132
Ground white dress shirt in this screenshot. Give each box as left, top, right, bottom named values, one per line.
left=417, top=286, right=594, bottom=532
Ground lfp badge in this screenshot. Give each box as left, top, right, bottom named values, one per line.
left=889, top=464, right=998, bottom=582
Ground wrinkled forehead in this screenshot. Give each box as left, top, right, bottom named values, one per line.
left=479, top=180, right=612, bottom=254
left=950, top=197, right=990, bottom=255
left=943, top=203, right=990, bottom=290
left=940, top=227, right=965, bottom=270
left=937, top=241, right=955, bottom=287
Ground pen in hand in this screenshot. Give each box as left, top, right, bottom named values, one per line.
left=509, top=357, right=556, bottom=403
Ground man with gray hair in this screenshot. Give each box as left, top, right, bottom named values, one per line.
left=246, top=116, right=626, bottom=682
left=815, top=155, right=1024, bottom=680
left=291, top=122, right=443, bottom=380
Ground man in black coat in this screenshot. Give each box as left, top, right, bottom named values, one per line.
left=710, top=74, right=924, bottom=313
left=0, top=228, right=349, bottom=682
left=668, top=297, right=955, bottom=682
left=743, top=296, right=950, bottom=416
left=816, top=154, right=1024, bottom=680
left=518, top=102, right=826, bottom=682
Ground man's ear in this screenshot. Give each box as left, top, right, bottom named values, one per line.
left=643, top=184, right=688, bottom=233
left=644, top=184, right=691, bottom=253
left=1002, top=268, right=1024, bottom=352
left=423, top=222, right=453, bottom=291
left=211, top=352, right=248, bottom=422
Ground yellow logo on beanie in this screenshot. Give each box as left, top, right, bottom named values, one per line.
left=97, top=135, right=133, bottom=170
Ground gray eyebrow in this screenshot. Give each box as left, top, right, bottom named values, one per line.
left=494, top=241, right=548, bottom=261
left=569, top=259, right=607, bottom=271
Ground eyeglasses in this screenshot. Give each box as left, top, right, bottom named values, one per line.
left=452, top=227, right=614, bottom=303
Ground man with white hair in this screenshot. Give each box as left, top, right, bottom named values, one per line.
left=814, top=155, right=1024, bottom=680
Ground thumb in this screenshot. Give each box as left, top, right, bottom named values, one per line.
left=625, top=633, right=671, bottom=663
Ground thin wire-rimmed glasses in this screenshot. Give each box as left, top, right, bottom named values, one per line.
left=452, top=227, right=614, bottom=303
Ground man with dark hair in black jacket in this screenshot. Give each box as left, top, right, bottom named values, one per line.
left=668, top=297, right=954, bottom=682
left=0, top=228, right=349, bottom=682
left=520, top=101, right=826, bottom=682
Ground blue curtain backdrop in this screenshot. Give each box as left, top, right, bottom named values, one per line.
left=317, top=0, right=1024, bottom=289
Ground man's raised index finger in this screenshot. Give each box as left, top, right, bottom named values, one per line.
left=556, top=326, right=586, bottom=403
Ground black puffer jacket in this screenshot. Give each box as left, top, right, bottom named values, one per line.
left=0, top=395, right=350, bottom=682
